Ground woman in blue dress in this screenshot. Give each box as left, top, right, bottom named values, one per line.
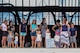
left=30, top=20, right=37, bottom=48
left=60, top=18, right=70, bottom=48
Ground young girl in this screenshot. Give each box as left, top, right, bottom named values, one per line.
left=14, top=32, right=18, bottom=48
left=45, top=29, right=51, bottom=47
left=45, top=29, right=51, bottom=39
left=7, top=31, right=14, bottom=48
left=54, top=29, right=60, bottom=48
left=36, top=25, right=42, bottom=48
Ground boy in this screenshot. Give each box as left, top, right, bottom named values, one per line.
left=70, top=23, right=77, bottom=48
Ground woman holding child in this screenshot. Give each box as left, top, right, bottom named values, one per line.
left=52, top=19, right=61, bottom=48
left=8, top=21, right=15, bottom=48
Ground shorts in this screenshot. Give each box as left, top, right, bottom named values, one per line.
left=70, top=36, right=76, bottom=43
left=30, top=32, right=36, bottom=36
left=14, top=41, right=18, bottom=44
left=2, top=31, right=8, bottom=36
left=20, top=32, right=26, bottom=36
left=54, top=41, right=60, bottom=47
left=8, top=40, right=12, bottom=43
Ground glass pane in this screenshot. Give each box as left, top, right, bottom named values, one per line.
left=50, top=0, right=56, bottom=6
left=49, top=13, right=55, bottom=25
left=36, top=13, right=42, bottom=25
left=3, top=0, right=9, bottom=3
left=10, top=0, right=15, bottom=6
left=0, top=0, right=2, bottom=3
left=24, top=0, right=29, bottom=6
left=30, top=0, right=35, bottom=6
left=43, top=0, right=48, bottom=6
left=0, top=12, right=2, bottom=24
left=56, top=0, right=59, bottom=6
left=17, top=0, right=22, bottom=6
left=37, top=0, right=42, bottom=6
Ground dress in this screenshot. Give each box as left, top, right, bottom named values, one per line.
left=14, top=36, right=18, bottom=44
left=7, top=35, right=13, bottom=43
left=36, top=34, right=42, bottom=42
left=60, top=24, right=70, bottom=46
left=41, top=23, right=47, bottom=37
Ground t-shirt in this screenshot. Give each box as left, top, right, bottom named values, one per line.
left=54, top=35, right=60, bottom=42
left=15, top=36, right=18, bottom=41
left=46, top=33, right=51, bottom=39
left=70, top=28, right=77, bottom=36
left=31, top=24, right=37, bottom=31
left=1, top=23, right=7, bottom=31
left=21, top=22, right=27, bottom=32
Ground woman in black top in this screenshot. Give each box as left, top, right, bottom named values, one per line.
left=52, top=19, right=61, bottom=32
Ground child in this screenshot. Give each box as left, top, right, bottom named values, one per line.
left=45, top=29, right=51, bottom=47
left=45, top=29, right=51, bottom=39
left=7, top=31, right=14, bottom=48
left=14, top=32, right=18, bottom=48
left=70, top=23, right=77, bottom=48
left=54, top=29, right=60, bottom=48
left=36, top=25, right=42, bottom=48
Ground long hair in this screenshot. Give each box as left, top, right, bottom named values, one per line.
left=4, top=20, right=7, bottom=23
left=63, top=18, right=67, bottom=24
left=32, top=20, right=36, bottom=24
left=41, top=18, right=46, bottom=25
left=9, top=21, right=12, bottom=26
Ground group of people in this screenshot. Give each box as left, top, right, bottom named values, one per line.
left=0, top=17, right=77, bottom=48
left=53, top=18, right=77, bottom=48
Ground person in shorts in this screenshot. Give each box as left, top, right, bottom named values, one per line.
left=1, top=20, right=8, bottom=48
left=30, top=20, right=37, bottom=48
left=19, top=18, right=27, bottom=48
left=69, top=23, right=77, bottom=48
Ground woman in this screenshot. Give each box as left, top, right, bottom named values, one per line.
left=19, top=18, right=27, bottom=48
left=52, top=19, right=61, bottom=48
left=41, top=18, right=48, bottom=48
left=30, top=20, right=37, bottom=48
left=1, top=20, right=8, bottom=48
left=60, top=18, right=70, bottom=48
left=8, top=21, right=15, bottom=48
